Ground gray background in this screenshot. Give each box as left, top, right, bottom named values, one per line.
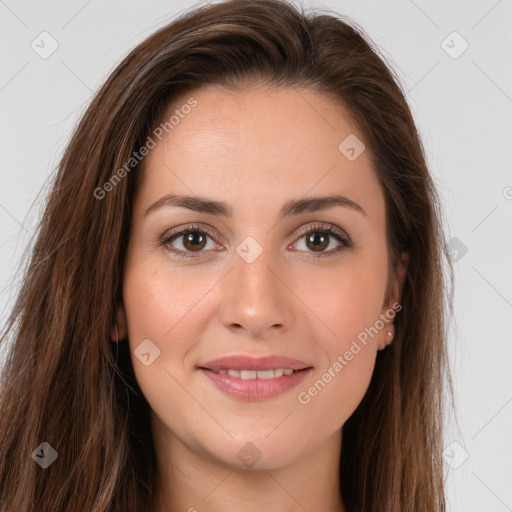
left=1, top=1, right=511, bottom=510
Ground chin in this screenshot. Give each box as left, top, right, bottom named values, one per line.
left=199, top=431, right=305, bottom=471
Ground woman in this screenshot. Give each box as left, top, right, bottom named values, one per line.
left=0, top=0, right=454, bottom=510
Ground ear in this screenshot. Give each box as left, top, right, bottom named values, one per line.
left=377, top=251, right=409, bottom=351
left=111, top=303, right=128, bottom=342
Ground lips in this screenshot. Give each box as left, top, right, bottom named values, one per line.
left=212, top=368, right=297, bottom=379
left=198, top=354, right=312, bottom=372
left=197, top=354, right=313, bottom=401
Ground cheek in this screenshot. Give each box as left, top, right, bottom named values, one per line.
left=121, top=261, right=207, bottom=438
left=295, top=254, right=386, bottom=420
left=305, top=253, right=388, bottom=350
left=300, top=345, right=376, bottom=431
left=297, top=281, right=380, bottom=427
left=121, top=260, right=198, bottom=388
left=122, top=257, right=204, bottom=344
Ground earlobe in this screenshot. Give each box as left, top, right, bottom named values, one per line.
left=377, top=324, right=395, bottom=351
left=111, top=304, right=128, bottom=341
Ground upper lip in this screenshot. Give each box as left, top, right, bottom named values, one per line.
left=198, top=354, right=313, bottom=372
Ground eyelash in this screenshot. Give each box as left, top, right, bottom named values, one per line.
left=159, top=223, right=352, bottom=260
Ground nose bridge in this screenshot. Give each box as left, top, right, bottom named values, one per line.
left=217, top=236, right=295, bottom=338
left=236, top=242, right=278, bottom=296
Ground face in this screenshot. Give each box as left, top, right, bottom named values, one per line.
left=116, top=84, right=405, bottom=470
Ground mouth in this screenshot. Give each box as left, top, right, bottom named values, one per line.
left=198, top=354, right=312, bottom=372
left=199, top=367, right=309, bottom=379
left=197, top=354, right=313, bottom=401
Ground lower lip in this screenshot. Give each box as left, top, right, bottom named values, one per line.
left=199, top=368, right=313, bottom=401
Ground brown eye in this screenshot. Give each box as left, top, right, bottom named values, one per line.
left=292, top=224, right=352, bottom=258
left=181, top=232, right=207, bottom=251
left=305, top=231, right=330, bottom=252
left=161, top=223, right=351, bottom=260
left=160, top=224, right=219, bottom=259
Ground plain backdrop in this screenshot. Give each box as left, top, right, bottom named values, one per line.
left=1, top=1, right=511, bottom=510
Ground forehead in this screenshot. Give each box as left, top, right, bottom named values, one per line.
left=134, top=85, right=384, bottom=221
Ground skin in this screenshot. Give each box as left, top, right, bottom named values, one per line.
left=115, top=84, right=407, bottom=512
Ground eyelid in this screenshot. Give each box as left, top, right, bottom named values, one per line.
left=292, top=222, right=349, bottom=244
left=160, top=222, right=352, bottom=258
left=160, top=223, right=224, bottom=245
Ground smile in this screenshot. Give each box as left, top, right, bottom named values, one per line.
left=199, top=367, right=312, bottom=401
left=208, top=368, right=298, bottom=379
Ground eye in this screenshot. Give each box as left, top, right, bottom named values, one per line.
left=160, top=223, right=220, bottom=259
left=290, top=223, right=352, bottom=258
left=160, top=222, right=352, bottom=259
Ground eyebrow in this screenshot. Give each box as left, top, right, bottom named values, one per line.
left=144, top=193, right=366, bottom=219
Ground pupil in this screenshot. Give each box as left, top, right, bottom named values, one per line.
left=308, top=232, right=328, bottom=251
left=184, top=232, right=206, bottom=251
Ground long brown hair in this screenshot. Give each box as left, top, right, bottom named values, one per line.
left=0, top=0, right=454, bottom=510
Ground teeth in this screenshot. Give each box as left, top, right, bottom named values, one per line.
left=216, top=368, right=298, bottom=379
left=240, top=370, right=257, bottom=379
left=254, top=370, right=274, bottom=379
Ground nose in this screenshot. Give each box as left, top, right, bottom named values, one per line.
left=217, top=247, right=295, bottom=340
